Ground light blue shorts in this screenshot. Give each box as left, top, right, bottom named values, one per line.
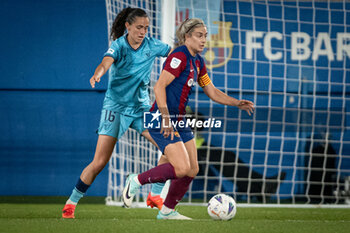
left=97, top=109, right=144, bottom=139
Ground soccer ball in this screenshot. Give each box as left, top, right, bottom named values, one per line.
left=207, top=194, right=237, bottom=220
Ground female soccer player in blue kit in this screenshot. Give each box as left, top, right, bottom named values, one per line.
left=122, top=18, right=254, bottom=220
left=62, top=7, right=171, bottom=218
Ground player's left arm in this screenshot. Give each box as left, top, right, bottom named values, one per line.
left=202, top=82, right=255, bottom=116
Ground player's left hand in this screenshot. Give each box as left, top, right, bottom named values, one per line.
left=237, top=100, right=255, bottom=116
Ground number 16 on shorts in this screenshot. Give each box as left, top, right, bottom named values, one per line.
left=104, top=110, right=116, bottom=122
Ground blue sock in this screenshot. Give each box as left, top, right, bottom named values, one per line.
left=68, top=178, right=90, bottom=204
left=151, top=182, right=165, bottom=196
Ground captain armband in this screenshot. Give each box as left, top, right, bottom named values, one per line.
left=198, top=73, right=212, bottom=88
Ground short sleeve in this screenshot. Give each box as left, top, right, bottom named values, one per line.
left=163, top=52, right=187, bottom=78
left=197, top=57, right=212, bottom=88
left=104, top=40, right=120, bottom=60
left=150, top=38, right=171, bottom=57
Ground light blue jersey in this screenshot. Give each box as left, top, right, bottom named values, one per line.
left=103, top=35, right=170, bottom=117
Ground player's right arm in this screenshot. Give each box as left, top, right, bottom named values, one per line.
left=154, top=51, right=187, bottom=139
left=90, top=40, right=120, bottom=88
left=90, top=56, right=114, bottom=88
left=153, top=70, right=176, bottom=140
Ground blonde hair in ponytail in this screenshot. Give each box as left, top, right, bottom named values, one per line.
left=175, top=18, right=205, bottom=47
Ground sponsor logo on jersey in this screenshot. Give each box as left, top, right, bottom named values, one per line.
left=187, top=78, right=195, bottom=87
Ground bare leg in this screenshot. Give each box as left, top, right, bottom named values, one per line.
left=80, top=135, right=117, bottom=184
left=63, top=134, right=117, bottom=218
left=137, top=141, right=191, bottom=185
left=142, top=130, right=169, bottom=203
left=162, top=139, right=198, bottom=210
left=183, top=139, right=199, bottom=178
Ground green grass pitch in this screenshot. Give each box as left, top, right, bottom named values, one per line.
left=1, top=197, right=349, bottom=233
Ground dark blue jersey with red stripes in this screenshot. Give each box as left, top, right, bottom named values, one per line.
left=150, top=45, right=211, bottom=116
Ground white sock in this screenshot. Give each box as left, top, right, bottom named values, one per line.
left=133, top=175, right=141, bottom=185
left=66, top=199, right=77, bottom=205
left=160, top=205, right=173, bottom=215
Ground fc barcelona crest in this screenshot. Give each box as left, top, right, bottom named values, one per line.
left=203, top=21, right=234, bottom=70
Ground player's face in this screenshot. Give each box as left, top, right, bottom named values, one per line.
left=126, top=16, right=149, bottom=45
left=186, top=26, right=208, bottom=54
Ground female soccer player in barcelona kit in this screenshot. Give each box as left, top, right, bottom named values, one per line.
left=62, top=7, right=171, bottom=218
left=122, top=18, right=254, bottom=220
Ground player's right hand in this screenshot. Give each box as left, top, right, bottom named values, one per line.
left=160, top=117, right=174, bottom=140
left=90, top=75, right=101, bottom=88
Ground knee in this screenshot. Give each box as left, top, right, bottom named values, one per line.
left=188, top=164, right=199, bottom=178
left=90, top=159, right=108, bottom=174
left=174, top=163, right=191, bottom=178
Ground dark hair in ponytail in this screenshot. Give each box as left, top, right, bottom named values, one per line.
left=110, top=7, right=148, bottom=40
